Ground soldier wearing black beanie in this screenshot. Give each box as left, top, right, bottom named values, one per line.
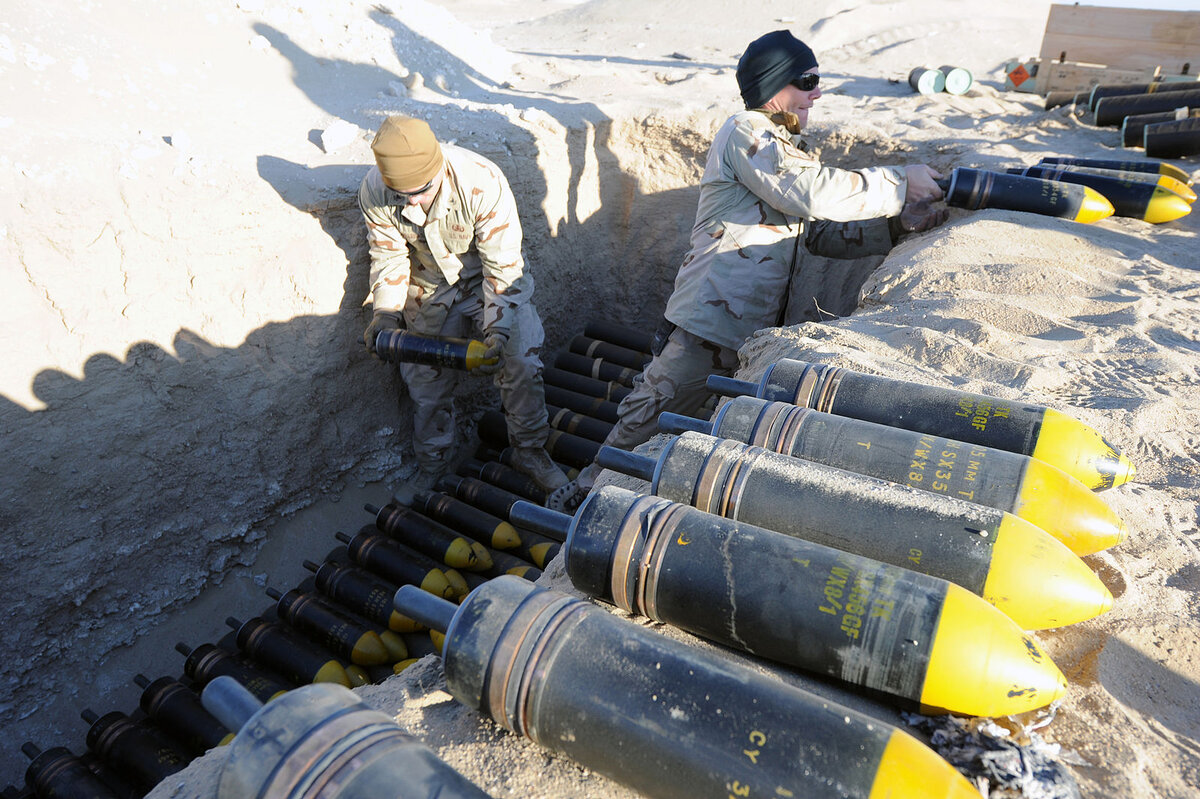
left=736, top=29, right=818, bottom=109
left=548, top=31, right=948, bottom=514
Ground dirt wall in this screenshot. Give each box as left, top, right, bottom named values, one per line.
left=0, top=109, right=719, bottom=780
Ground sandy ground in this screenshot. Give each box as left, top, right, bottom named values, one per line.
left=4, top=1, right=1199, bottom=798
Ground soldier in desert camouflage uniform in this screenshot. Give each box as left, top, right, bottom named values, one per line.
left=360, top=116, right=566, bottom=495
left=548, top=30, right=947, bottom=509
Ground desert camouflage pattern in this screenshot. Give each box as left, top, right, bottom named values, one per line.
left=358, top=144, right=548, bottom=469
left=359, top=143, right=530, bottom=337
left=598, top=326, right=739, bottom=453
left=401, top=297, right=550, bottom=469
left=664, top=109, right=906, bottom=351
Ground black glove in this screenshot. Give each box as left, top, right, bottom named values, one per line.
left=888, top=201, right=949, bottom=242
left=899, top=200, right=949, bottom=233
left=475, top=331, right=509, bottom=375
left=364, top=311, right=401, bottom=356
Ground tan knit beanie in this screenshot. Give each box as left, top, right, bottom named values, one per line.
left=371, top=116, right=444, bottom=190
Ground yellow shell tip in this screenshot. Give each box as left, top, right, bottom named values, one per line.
left=470, top=543, right=495, bottom=571
left=1146, top=194, right=1192, bottom=224
left=1078, top=189, right=1116, bottom=222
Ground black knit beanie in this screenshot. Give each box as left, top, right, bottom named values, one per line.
left=736, top=30, right=818, bottom=109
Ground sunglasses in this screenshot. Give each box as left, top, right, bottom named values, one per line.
left=791, top=73, right=820, bottom=92
left=392, top=175, right=437, bottom=199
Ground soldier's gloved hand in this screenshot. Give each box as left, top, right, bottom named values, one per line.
left=364, top=311, right=401, bottom=357
left=899, top=200, right=949, bottom=233
left=475, top=331, right=509, bottom=375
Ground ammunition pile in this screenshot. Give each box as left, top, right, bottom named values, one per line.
left=6, top=319, right=1138, bottom=799
left=938, top=159, right=1196, bottom=225
left=395, top=577, right=982, bottom=799
left=416, top=320, right=1132, bottom=799
left=8, top=413, right=558, bottom=797
left=1091, top=86, right=1200, bottom=158
left=1038, top=80, right=1200, bottom=159
left=941, top=113, right=1194, bottom=225
left=938, top=166, right=1117, bottom=223
left=1047, top=80, right=1200, bottom=159
left=1006, top=164, right=1193, bottom=223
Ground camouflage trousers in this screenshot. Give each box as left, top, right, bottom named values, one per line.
left=598, top=326, right=740, bottom=452
left=400, top=296, right=550, bottom=470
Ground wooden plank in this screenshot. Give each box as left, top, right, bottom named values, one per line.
left=1038, top=5, right=1200, bottom=76
left=1042, top=32, right=1194, bottom=74
left=1042, top=5, right=1200, bottom=49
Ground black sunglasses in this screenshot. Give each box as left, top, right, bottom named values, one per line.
left=392, top=175, right=437, bottom=199
left=791, top=73, right=820, bottom=92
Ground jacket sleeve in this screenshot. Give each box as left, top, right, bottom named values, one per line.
left=472, top=167, right=531, bottom=337
left=725, top=121, right=907, bottom=223
left=358, top=174, right=412, bottom=314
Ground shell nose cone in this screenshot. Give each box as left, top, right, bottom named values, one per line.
left=1058, top=563, right=1116, bottom=626
left=1145, top=192, right=1192, bottom=224
left=1018, top=458, right=1129, bottom=555
left=922, top=585, right=1071, bottom=716
left=984, top=515, right=1116, bottom=629
left=1073, top=499, right=1129, bottom=554
left=1065, top=489, right=1129, bottom=554
left=1012, top=638, right=1069, bottom=711
left=1077, top=187, right=1115, bottom=222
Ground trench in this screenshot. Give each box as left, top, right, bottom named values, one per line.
left=1, top=116, right=916, bottom=794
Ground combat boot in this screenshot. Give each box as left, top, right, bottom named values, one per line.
left=507, top=445, right=569, bottom=494
left=545, top=462, right=598, bottom=513
left=393, top=463, right=447, bottom=504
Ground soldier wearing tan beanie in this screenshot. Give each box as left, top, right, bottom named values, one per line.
left=359, top=116, right=567, bottom=497
left=370, top=116, right=445, bottom=192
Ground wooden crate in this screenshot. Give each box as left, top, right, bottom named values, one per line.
left=1034, top=4, right=1200, bottom=94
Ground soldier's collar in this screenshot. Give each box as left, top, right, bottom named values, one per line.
left=752, top=108, right=804, bottom=136
left=399, top=202, right=429, bottom=226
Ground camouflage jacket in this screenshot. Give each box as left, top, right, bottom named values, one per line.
left=359, top=143, right=531, bottom=336
left=663, top=110, right=906, bottom=351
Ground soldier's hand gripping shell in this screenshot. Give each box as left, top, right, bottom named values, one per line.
left=903, top=164, right=945, bottom=204
left=474, top=331, right=508, bottom=375
left=364, top=311, right=401, bottom=356
left=899, top=199, right=949, bottom=232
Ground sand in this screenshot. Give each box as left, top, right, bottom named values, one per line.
left=3, top=1, right=1198, bottom=798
